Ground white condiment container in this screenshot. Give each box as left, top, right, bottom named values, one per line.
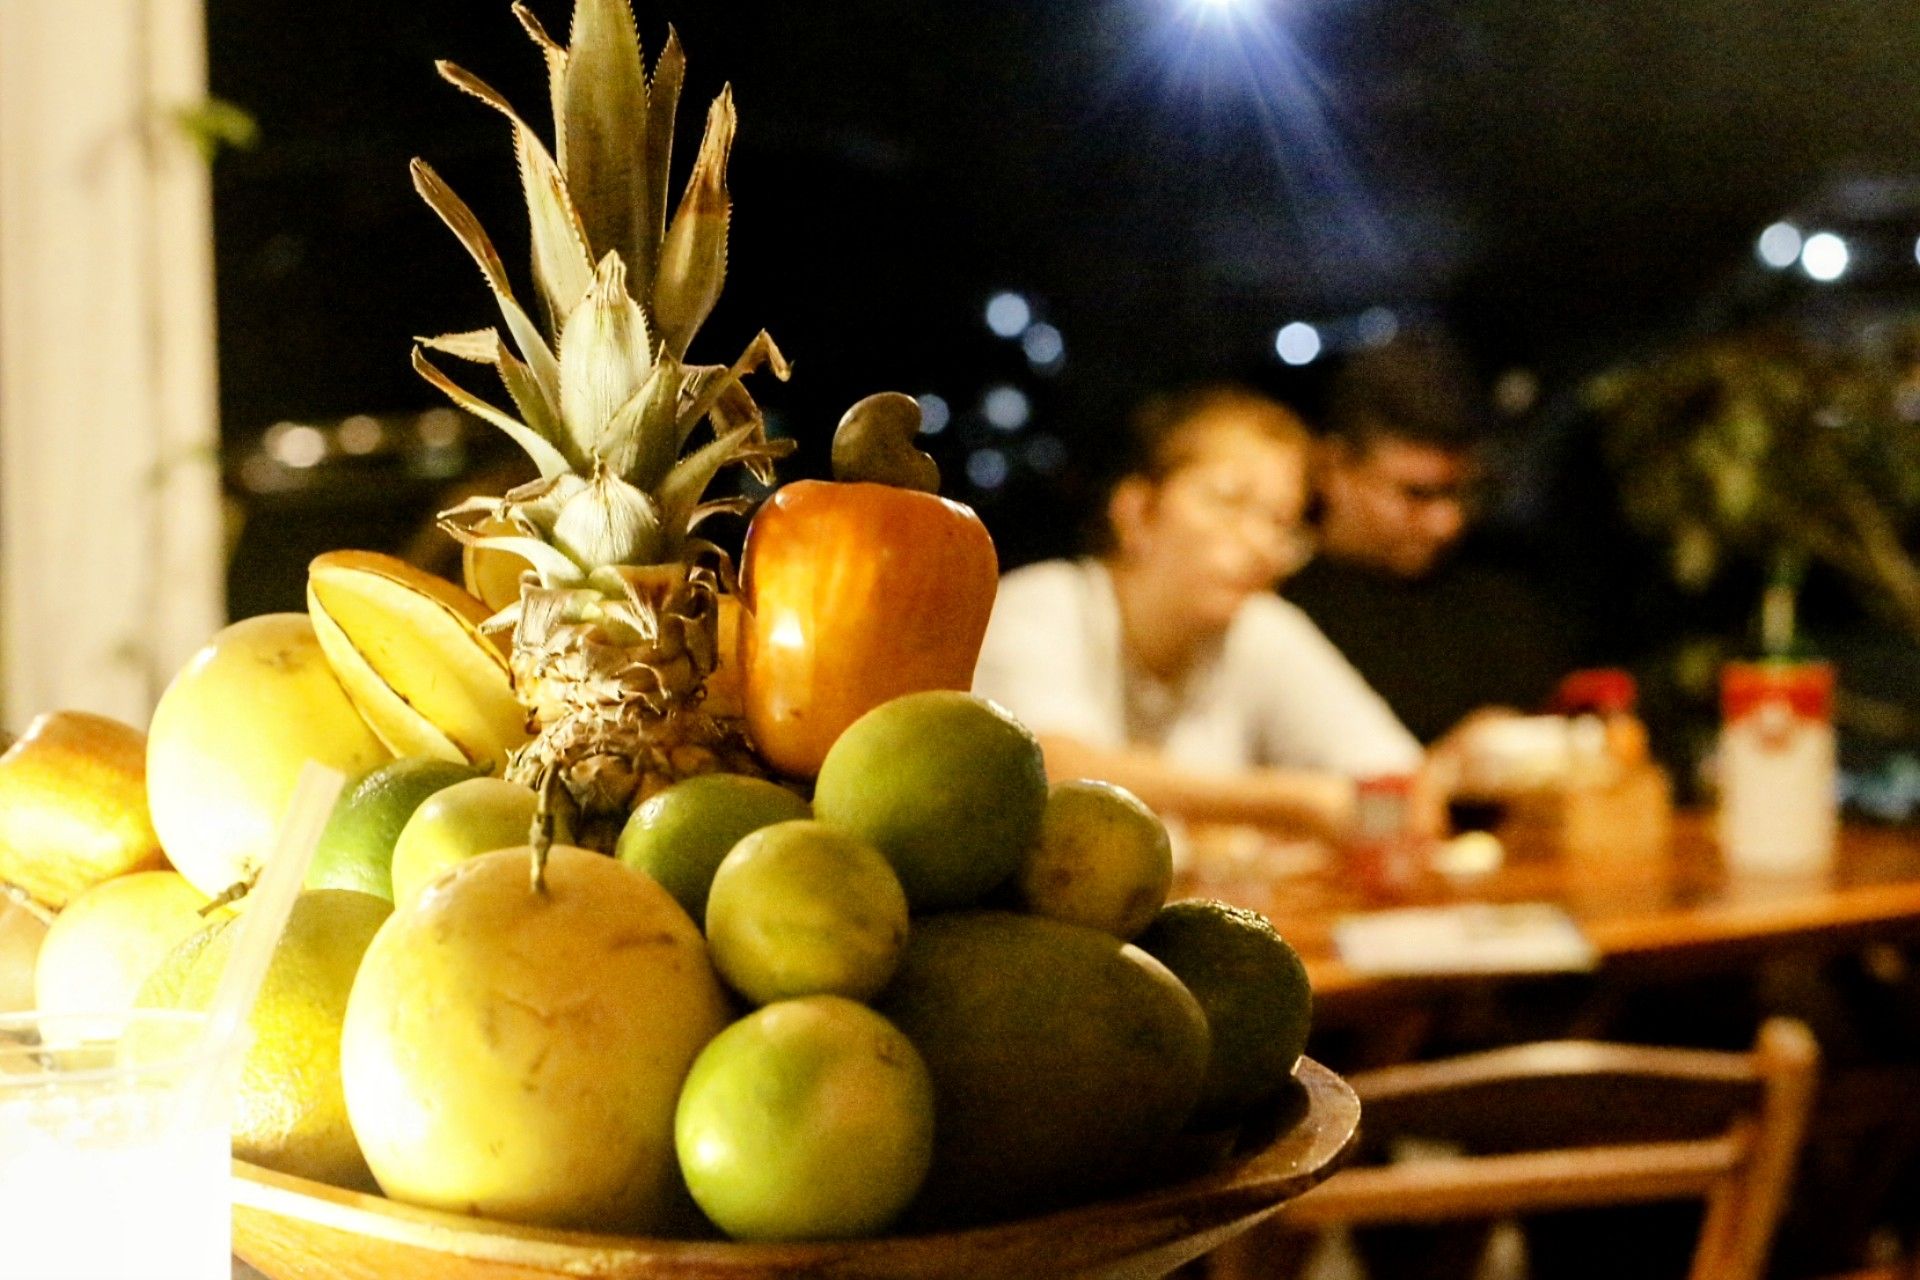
left=1718, top=661, right=1837, bottom=876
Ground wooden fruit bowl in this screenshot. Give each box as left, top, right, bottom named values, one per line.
left=233, top=1058, right=1358, bottom=1280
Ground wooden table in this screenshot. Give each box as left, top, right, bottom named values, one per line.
left=1175, top=814, right=1920, bottom=1026
left=1178, top=814, right=1920, bottom=1265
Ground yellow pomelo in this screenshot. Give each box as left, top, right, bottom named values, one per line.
left=0, top=896, right=49, bottom=1012
left=1016, top=780, right=1173, bottom=941
left=341, top=846, right=731, bottom=1233
left=140, top=889, right=391, bottom=1188
left=34, top=871, right=227, bottom=1018
left=389, top=776, right=538, bottom=909
left=148, top=614, right=389, bottom=899
left=307, top=550, right=529, bottom=773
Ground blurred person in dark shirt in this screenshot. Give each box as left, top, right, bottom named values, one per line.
left=1285, top=333, right=1579, bottom=744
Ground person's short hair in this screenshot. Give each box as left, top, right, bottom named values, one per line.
left=1324, top=332, right=1487, bottom=455
left=1121, top=384, right=1310, bottom=483
left=1083, top=385, right=1309, bottom=553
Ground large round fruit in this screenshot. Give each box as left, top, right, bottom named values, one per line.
left=307, top=758, right=479, bottom=902
left=1016, top=780, right=1173, bottom=940
left=876, top=910, right=1209, bottom=1224
left=675, top=996, right=935, bottom=1241
left=705, top=821, right=909, bottom=1005
left=388, top=776, right=538, bottom=909
left=34, top=870, right=222, bottom=1019
left=341, top=846, right=732, bottom=1233
left=1136, top=900, right=1312, bottom=1128
left=139, top=888, right=391, bottom=1188
left=812, top=692, right=1048, bottom=911
left=147, top=614, right=389, bottom=898
left=615, top=773, right=810, bottom=923
left=0, top=711, right=167, bottom=909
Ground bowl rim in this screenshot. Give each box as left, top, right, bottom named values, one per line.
left=233, top=1058, right=1358, bottom=1273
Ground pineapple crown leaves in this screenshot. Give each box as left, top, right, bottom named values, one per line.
left=411, top=0, right=790, bottom=568
left=438, top=411, right=785, bottom=590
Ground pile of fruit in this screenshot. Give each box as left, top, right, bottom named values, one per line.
left=0, top=0, right=1314, bottom=1248
left=1, top=662, right=1312, bottom=1242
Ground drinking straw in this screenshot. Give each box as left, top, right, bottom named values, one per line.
left=178, top=762, right=345, bottom=1127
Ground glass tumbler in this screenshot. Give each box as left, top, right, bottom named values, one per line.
left=0, top=1009, right=230, bottom=1279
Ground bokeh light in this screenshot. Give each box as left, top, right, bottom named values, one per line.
left=1021, top=323, right=1065, bottom=370
left=1756, top=221, right=1802, bottom=269
left=982, top=385, right=1032, bottom=432
left=1274, top=321, right=1322, bottom=366
left=966, top=447, right=1011, bottom=490
left=985, top=292, right=1033, bottom=338
left=917, top=393, right=951, bottom=435
left=1799, top=232, right=1849, bottom=283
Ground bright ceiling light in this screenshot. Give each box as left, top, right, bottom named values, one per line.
left=1183, top=0, right=1262, bottom=26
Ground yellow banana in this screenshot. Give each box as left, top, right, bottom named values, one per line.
left=307, top=552, right=531, bottom=774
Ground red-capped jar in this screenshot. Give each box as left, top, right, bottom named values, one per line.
left=1718, top=660, right=1837, bottom=875
left=1552, top=668, right=1638, bottom=717
left=1553, top=668, right=1650, bottom=771
left=1345, top=774, right=1425, bottom=901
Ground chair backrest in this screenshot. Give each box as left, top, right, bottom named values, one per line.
left=1258, top=1018, right=1819, bottom=1280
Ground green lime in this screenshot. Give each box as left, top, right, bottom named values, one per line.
left=614, top=773, right=810, bottom=923
left=1017, top=780, right=1173, bottom=940
left=307, top=758, right=479, bottom=902
left=812, top=692, right=1047, bottom=911
left=1135, top=900, right=1312, bottom=1128
left=389, top=776, right=538, bottom=908
left=675, top=996, right=934, bottom=1240
left=705, top=820, right=909, bottom=1005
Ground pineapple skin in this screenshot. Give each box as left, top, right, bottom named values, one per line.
left=504, top=561, right=763, bottom=852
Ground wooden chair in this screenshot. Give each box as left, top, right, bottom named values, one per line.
left=1210, top=1017, right=1819, bottom=1280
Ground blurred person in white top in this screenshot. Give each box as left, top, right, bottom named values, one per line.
left=973, top=386, right=1425, bottom=839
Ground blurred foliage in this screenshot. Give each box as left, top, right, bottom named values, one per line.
left=1589, top=323, right=1920, bottom=643
left=169, top=98, right=259, bottom=163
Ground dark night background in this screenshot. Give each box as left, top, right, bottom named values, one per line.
left=206, top=0, right=1920, bottom=714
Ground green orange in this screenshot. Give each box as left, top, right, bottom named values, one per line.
left=812, top=692, right=1047, bottom=911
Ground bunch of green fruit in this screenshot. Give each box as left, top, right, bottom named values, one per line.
left=323, top=690, right=1310, bottom=1242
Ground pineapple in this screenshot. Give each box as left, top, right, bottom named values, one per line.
left=415, top=0, right=792, bottom=856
